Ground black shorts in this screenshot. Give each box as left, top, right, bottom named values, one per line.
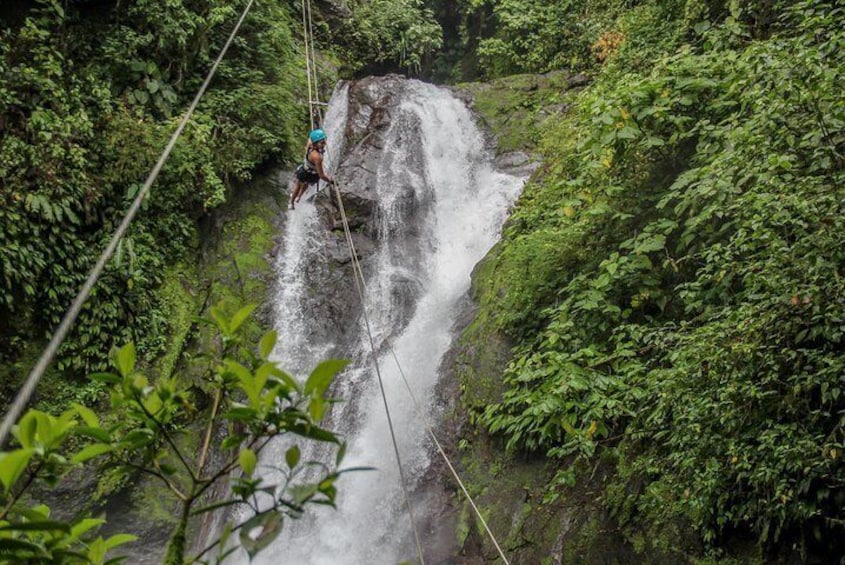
left=295, top=164, right=320, bottom=185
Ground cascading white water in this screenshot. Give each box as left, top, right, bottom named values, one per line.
left=240, top=79, right=525, bottom=564
left=265, top=83, right=349, bottom=377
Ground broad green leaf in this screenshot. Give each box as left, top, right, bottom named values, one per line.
left=259, top=330, right=278, bottom=359
left=289, top=423, right=338, bottom=444
left=247, top=513, right=282, bottom=558
left=308, top=396, right=325, bottom=422
left=209, top=306, right=230, bottom=336
left=72, top=403, right=99, bottom=427
left=69, top=518, right=106, bottom=541
left=15, top=412, right=38, bottom=449
left=115, top=344, right=136, bottom=378
left=239, top=448, right=257, bottom=477
left=103, top=533, right=138, bottom=551
left=0, top=448, right=35, bottom=492
left=221, top=434, right=246, bottom=450
left=230, top=304, right=256, bottom=334
left=71, top=444, right=114, bottom=464
left=285, top=445, right=300, bottom=469
left=305, top=359, right=349, bottom=396
left=88, top=537, right=106, bottom=565
left=225, top=406, right=259, bottom=423
left=75, top=426, right=112, bottom=443
left=289, top=483, right=319, bottom=505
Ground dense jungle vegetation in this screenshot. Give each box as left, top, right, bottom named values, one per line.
left=1, top=0, right=844, bottom=562
left=0, top=0, right=440, bottom=400
left=0, top=0, right=437, bottom=561
left=454, top=0, right=845, bottom=560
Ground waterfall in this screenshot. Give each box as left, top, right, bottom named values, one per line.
left=235, top=78, right=525, bottom=564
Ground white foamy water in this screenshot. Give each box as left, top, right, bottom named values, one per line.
left=232, top=79, right=524, bottom=565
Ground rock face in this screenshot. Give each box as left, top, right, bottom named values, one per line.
left=307, top=75, right=434, bottom=351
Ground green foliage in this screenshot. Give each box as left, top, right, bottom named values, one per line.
left=340, top=0, right=443, bottom=74
left=475, top=0, right=845, bottom=555
left=0, top=305, right=351, bottom=564
left=0, top=0, right=306, bottom=384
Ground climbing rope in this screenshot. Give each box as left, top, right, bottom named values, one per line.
left=330, top=184, right=512, bottom=564
left=332, top=184, right=426, bottom=565
left=301, top=0, right=324, bottom=129
left=0, top=0, right=257, bottom=448
left=305, top=0, right=324, bottom=126
left=385, top=347, right=512, bottom=564
left=299, top=2, right=425, bottom=563
left=301, top=0, right=316, bottom=130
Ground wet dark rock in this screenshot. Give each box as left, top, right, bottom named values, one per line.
left=495, top=151, right=539, bottom=177
left=568, top=73, right=590, bottom=88
left=324, top=230, right=376, bottom=264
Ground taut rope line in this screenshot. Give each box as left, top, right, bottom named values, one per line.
left=330, top=179, right=512, bottom=563
left=0, top=0, right=257, bottom=448
left=301, top=0, right=316, bottom=130
left=332, top=184, right=427, bottom=565
left=385, top=346, right=511, bottom=563
left=305, top=0, right=324, bottom=126
left=300, top=2, right=424, bottom=562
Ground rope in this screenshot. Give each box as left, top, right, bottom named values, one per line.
left=300, top=3, right=424, bottom=562
left=385, top=347, right=511, bottom=564
left=329, top=182, right=512, bottom=563
left=332, top=184, right=426, bottom=565
left=301, top=0, right=316, bottom=130
left=0, top=0, right=257, bottom=448
left=305, top=0, right=324, bottom=126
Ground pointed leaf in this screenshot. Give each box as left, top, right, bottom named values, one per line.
left=259, top=330, right=277, bottom=359
left=71, top=444, right=114, bottom=464
left=308, top=396, right=324, bottom=422
left=15, top=412, right=38, bottom=448
left=305, top=360, right=349, bottom=396
left=72, top=403, right=99, bottom=428
left=0, top=448, right=35, bottom=492
left=239, top=448, right=257, bottom=477
left=209, top=306, right=230, bottom=336
left=103, top=534, right=138, bottom=551
left=69, top=518, right=106, bottom=541
left=335, top=442, right=347, bottom=466
left=115, top=344, right=136, bottom=378
left=285, top=446, right=300, bottom=469
left=230, top=304, right=256, bottom=334
left=75, top=426, right=112, bottom=443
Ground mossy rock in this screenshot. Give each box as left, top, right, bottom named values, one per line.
left=458, top=71, right=589, bottom=154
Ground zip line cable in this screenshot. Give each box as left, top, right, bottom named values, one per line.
left=0, top=0, right=257, bottom=448
left=332, top=184, right=427, bottom=565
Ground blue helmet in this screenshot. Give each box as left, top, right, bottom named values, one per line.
left=309, top=129, right=327, bottom=143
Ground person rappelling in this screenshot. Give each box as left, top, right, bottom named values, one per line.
left=290, top=128, right=336, bottom=210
